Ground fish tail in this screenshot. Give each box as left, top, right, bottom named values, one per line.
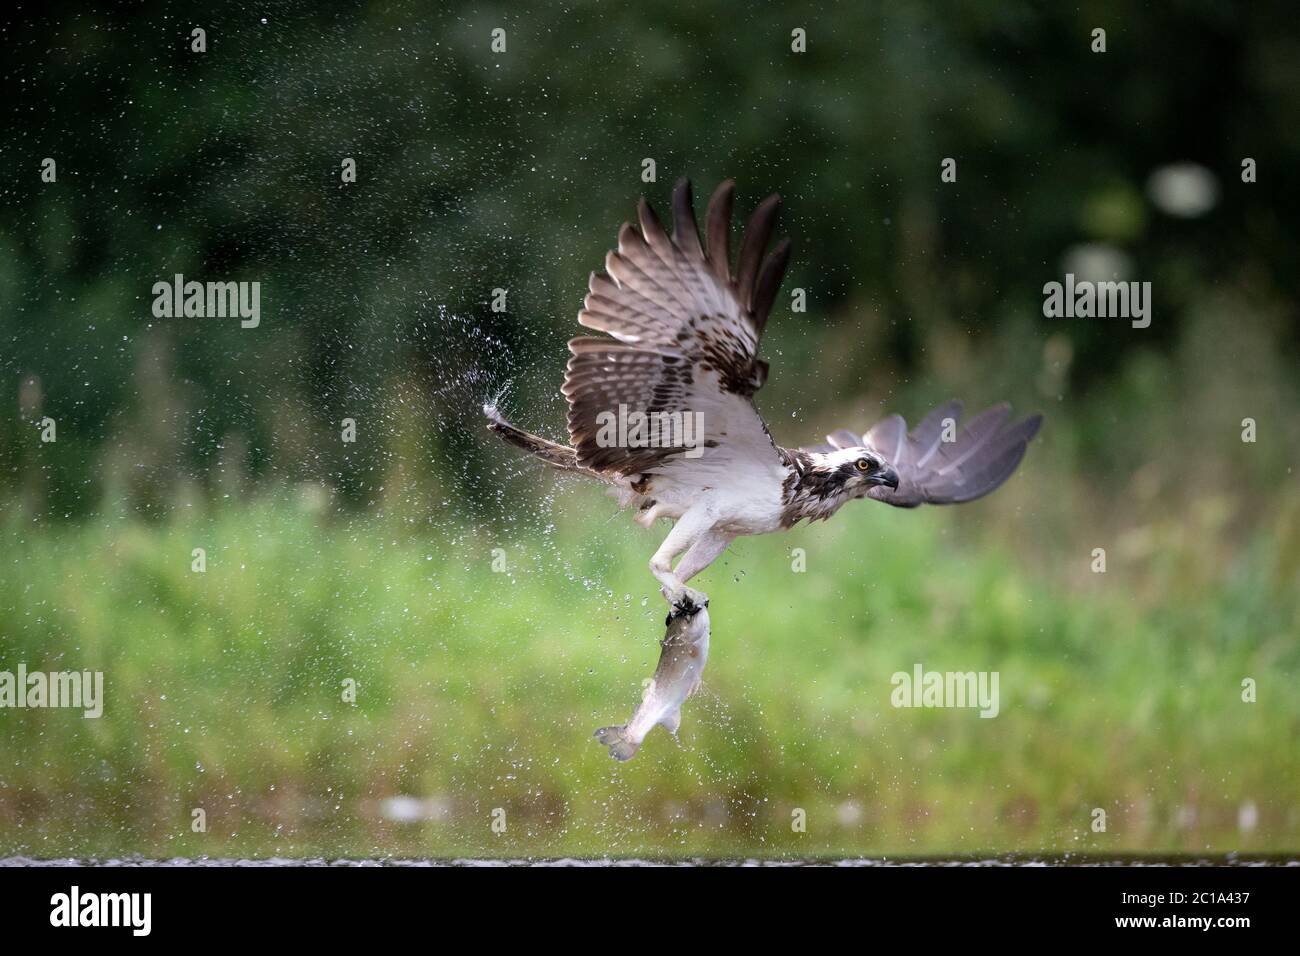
left=593, top=725, right=640, bottom=762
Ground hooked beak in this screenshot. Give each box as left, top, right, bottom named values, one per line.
left=870, top=465, right=900, bottom=490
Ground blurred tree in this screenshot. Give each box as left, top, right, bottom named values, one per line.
left=0, top=1, right=1296, bottom=515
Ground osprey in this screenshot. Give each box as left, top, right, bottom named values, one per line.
left=486, top=179, right=1042, bottom=618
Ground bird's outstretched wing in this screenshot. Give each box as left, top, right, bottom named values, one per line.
left=563, top=178, right=791, bottom=476
left=811, top=400, right=1043, bottom=508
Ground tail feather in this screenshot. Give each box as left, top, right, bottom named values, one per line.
left=593, top=725, right=640, bottom=762
left=483, top=404, right=581, bottom=471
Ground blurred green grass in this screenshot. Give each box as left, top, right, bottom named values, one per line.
left=2, top=480, right=1297, bottom=860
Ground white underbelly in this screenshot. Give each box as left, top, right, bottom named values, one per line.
left=637, top=464, right=786, bottom=535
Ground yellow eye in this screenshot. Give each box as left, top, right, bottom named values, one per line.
left=855, top=459, right=871, bottom=471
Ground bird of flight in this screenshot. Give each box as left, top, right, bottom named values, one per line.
left=487, top=177, right=1041, bottom=614
left=485, top=179, right=1041, bottom=757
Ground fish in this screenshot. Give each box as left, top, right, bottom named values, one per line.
left=594, top=600, right=711, bottom=761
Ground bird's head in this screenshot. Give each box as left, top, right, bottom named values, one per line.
left=819, top=447, right=901, bottom=494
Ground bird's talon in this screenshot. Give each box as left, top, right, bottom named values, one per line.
left=663, top=586, right=709, bottom=624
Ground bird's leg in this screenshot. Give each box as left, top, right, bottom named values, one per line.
left=673, top=531, right=735, bottom=586
left=634, top=501, right=673, bottom=529
left=649, top=511, right=712, bottom=619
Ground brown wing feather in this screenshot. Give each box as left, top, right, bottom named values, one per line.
left=566, top=178, right=791, bottom=475
left=807, top=402, right=1042, bottom=508
left=865, top=403, right=1042, bottom=507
